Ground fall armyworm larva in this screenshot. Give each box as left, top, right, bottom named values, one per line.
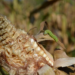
left=44, top=30, right=58, bottom=42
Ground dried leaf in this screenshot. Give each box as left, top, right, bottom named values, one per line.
left=54, top=57, right=75, bottom=68
left=35, top=33, right=54, bottom=42
left=70, top=73, right=75, bottom=75
left=55, top=69, right=68, bottom=75
left=40, top=21, right=49, bottom=31
left=35, top=33, right=65, bottom=50
left=54, top=50, right=68, bottom=60
left=37, top=64, right=55, bottom=75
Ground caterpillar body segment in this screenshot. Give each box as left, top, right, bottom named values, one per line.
left=44, top=30, right=58, bottom=42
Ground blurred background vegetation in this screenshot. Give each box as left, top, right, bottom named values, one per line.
left=0, top=0, right=75, bottom=56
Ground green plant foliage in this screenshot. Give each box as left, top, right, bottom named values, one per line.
left=0, top=66, right=9, bottom=75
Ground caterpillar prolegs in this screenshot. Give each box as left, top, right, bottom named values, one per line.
left=0, top=16, right=53, bottom=75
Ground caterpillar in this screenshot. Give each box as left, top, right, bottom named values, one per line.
left=0, top=16, right=53, bottom=75
left=44, top=30, right=58, bottom=42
